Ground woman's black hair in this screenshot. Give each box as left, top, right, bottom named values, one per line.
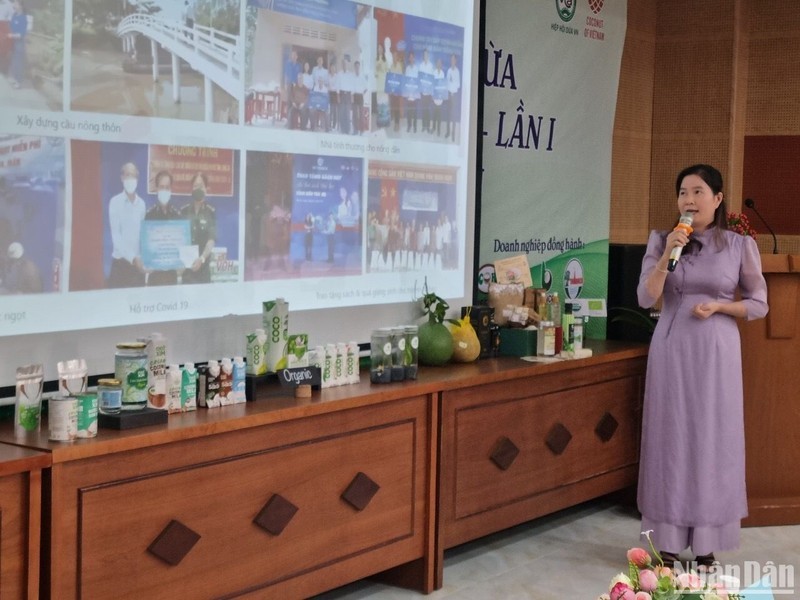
left=674, top=164, right=728, bottom=250
left=675, top=164, right=728, bottom=231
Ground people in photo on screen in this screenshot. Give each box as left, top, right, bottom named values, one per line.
left=145, top=170, right=182, bottom=286
left=311, top=55, right=329, bottom=132
left=433, top=58, right=445, bottom=136
left=107, top=162, right=146, bottom=289
left=0, top=0, right=11, bottom=76
left=303, top=211, right=314, bottom=262
left=312, top=54, right=328, bottom=89
left=288, top=71, right=309, bottom=131
left=301, top=60, right=312, bottom=90
left=1, top=241, right=41, bottom=294
left=328, top=61, right=339, bottom=132
left=419, top=49, right=434, bottom=134
left=324, top=211, right=336, bottom=263
left=404, top=51, right=419, bottom=133
left=338, top=57, right=353, bottom=135
left=7, top=0, right=27, bottom=89
left=389, top=50, right=404, bottom=132
left=182, top=0, right=195, bottom=39
left=352, top=60, right=368, bottom=136
left=374, top=44, right=389, bottom=131
left=283, top=49, right=301, bottom=111
left=446, top=53, right=461, bottom=142
left=336, top=186, right=357, bottom=228
left=180, top=172, right=216, bottom=284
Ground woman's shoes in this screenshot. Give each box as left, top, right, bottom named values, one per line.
left=695, top=552, right=717, bottom=572
left=658, top=550, right=718, bottom=572
left=658, top=551, right=681, bottom=568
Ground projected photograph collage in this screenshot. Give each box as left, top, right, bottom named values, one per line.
left=0, top=0, right=472, bottom=335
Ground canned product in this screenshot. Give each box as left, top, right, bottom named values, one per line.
left=98, top=378, right=122, bottom=414
left=76, top=393, right=98, bottom=438
left=49, top=396, right=78, bottom=442
left=115, top=342, right=148, bottom=410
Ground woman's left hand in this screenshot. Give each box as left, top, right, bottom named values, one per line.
left=692, top=302, right=718, bottom=319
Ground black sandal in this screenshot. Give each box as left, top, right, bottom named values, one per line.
left=695, top=553, right=717, bottom=572
left=658, top=551, right=681, bottom=568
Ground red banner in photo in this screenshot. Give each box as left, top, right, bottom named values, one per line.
left=148, top=146, right=235, bottom=197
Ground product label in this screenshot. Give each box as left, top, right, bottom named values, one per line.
left=116, top=355, right=149, bottom=406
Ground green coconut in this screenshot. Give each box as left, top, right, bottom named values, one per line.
left=418, top=320, right=453, bottom=366
left=417, top=284, right=455, bottom=366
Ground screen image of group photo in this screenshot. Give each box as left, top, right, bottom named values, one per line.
left=244, top=150, right=364, bottom=281
left=69, top=140, right=240, bottom=291
left=245, top=0, right=465, bottom=143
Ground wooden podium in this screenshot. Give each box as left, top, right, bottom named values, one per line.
left=741, top=254, right=800, bottom=526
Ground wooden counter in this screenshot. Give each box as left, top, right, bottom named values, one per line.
left=0, top=444, right=50, bottom=599
left=740, top=254, right=800, bottom=526
left=0, top=340, right=648, bottom=598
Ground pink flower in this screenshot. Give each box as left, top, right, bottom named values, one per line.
left=635, top=593, right=652, bottom=600
left=653, top=565, right=672, bottom=578
left=676, top=572, right=703, bottom=590
left=610, top=582, right=636, bottom=600
left=626, top=547, right=651, bottom=568
left=638, top=569, right=659, bottom=592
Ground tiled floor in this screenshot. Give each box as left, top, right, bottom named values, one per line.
left=315, top=497, right=800, bottom=599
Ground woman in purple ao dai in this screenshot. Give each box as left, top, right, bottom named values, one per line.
left=636, top=164, right=768, bottom=568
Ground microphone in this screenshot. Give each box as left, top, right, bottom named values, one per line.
left=744, top=198, right=778, bottom=254
left=667, top=213, right=694, bottom=272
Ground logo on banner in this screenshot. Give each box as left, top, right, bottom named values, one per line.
left=563, top=258, right=584, bottom=299
left=477, top=263, right=496, bottom=294
left=556, top=0, right=577, bottom=22
left=588, top=0, right=605, bottom=14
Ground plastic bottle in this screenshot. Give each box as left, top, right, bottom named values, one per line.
left=232, top=356, right=246, bottom=403
left=347, top=341, right=360, bottom=384
left=573, top=316, right=584, bottom=351
left=325, top=344, right=337, bottom=388
left=390, top=327, right=406, bottom=381
left=537, top=321, right=556, bottom=356
left=370, top=329, right=393, bottom=384
left=403, top=325, right=419, bottom=380
left=561, top=303, right=574, bottom=353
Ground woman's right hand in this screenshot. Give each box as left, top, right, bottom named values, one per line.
left=662, top=227, right=690, bottom=262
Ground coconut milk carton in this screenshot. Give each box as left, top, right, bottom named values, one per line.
left=262, top=299, right=289, bottom=372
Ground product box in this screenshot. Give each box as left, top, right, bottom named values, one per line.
left=462, top=306, right=493, bottom=358
left=263, top=299, right=289, bottom=371
left=286, top=333, right=309, bottom=368
left=497, top=327, right=538, bottom=357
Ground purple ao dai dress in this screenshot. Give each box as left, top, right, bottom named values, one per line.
left=636, top=227, right=768, bottom=555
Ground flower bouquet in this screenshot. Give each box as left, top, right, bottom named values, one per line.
left=727, top=211, right=757, bottom=239
left=597, top=532, right=742, bottom=600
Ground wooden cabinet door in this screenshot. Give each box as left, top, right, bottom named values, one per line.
left=439, top=359, right=644, bottom=548
left=47, top=397, right=431, bottom=599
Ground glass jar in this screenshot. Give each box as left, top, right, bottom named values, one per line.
left=403, top=325, right=419, bottom=380
left=537, top=321, right=556, bottom=356
left=115, top=342, right=148, bottom=410
left=370, top=329, right=393, bottom=384
left=390, top=327, right=406, bottom=381
left=97, top=378, right=122, bottom=415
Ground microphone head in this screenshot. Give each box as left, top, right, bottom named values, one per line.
left=744, top=198, right=755, bottom=208
left=679, top=213, right=694, bottom=225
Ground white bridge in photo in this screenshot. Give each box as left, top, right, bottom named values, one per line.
left=117, top=13, right=242, bottom=121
